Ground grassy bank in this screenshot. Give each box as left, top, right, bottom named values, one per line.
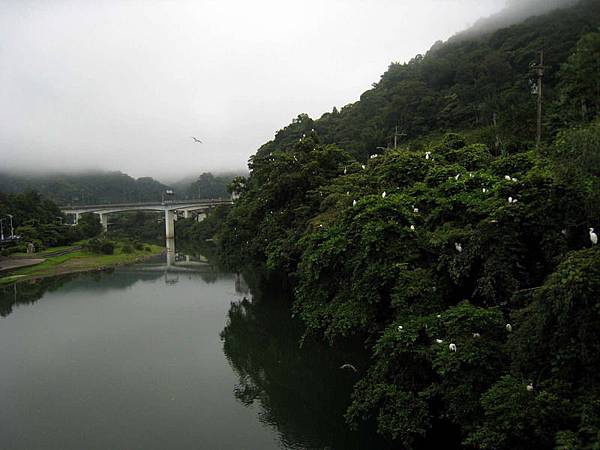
left=0, top=243, right=163, bottom=285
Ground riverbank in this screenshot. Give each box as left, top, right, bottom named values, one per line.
left=0, top=243, right=164, bottom=285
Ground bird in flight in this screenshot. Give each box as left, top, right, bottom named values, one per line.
left=191, top=136, right=203, bottom=143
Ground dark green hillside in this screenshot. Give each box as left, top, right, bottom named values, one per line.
left=254, top=0, right=599, bottom=161
left=0, top=171, right=169, bottom=205
left=211, top=1, right=600, bottom=448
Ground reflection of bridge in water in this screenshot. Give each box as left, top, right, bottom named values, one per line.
left=60, top=199, right=233, bottom=248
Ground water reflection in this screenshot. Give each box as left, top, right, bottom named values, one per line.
left=0, top=248, right=395, bottom=450
left=220, top=282, right=394, bottom=450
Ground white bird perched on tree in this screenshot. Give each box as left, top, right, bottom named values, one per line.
left=413, top=207, right=419, bottom=213
left=361, top=164, right=366, bottom=170
left=506, top=323, right=512, bottom=332
left=455, top=242, right=463, bottom=253
left=346, top=191, right=350, bottom=196
left=437, top=314, right=442, bottom=319
left=397, top=325, right=403, bottom=332
left=425, top=151, right=431, bottom=160
left=370, top=154, right=379, bottom=159
left=382, top=192, right=387, bottom=198
left=512, top=177, right=518, bottom=182
left=590, top=228, right=598, bottom=245
left=473, top=333, right=481, bottom=338
left=340, top=363, right=357, bottom=372
left=449, top=343, right=457, bottom=352
left=344, top=167, right=347, bottom=175
left=482, top=188, right=488, bottom=193
left=410, top=225, right=415, bottom=231
left=526, top=383, right=534, bottom=392
left=353, top=200, right=357, bottom=207
left=504, top=175, right=511, bottom=181
left=436, top=339, right=444, bottom=344
left=454, top=174, right=460, bottom=181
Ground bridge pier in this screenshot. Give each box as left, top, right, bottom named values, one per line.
left=165, top=210, right=175, bottom=240
left=98, top=213, right=108, bottom=232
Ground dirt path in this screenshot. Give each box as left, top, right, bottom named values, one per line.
left=0, top=258, right=46, bottom=272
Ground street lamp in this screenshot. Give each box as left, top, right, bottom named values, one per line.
left=6, top=214, right=14, bottom=238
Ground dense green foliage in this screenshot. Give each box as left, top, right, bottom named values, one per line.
left=0, top=191, right=102, bottom=250
left=212, top=3, right=600, bottom=448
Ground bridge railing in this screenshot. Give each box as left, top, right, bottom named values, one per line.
left=59, top=198, right=233, bottom=210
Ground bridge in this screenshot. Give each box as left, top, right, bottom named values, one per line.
left=60, top=199, right=233, bottom=245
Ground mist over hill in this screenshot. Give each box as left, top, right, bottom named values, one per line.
left=456, top=0, right=582, bottom=39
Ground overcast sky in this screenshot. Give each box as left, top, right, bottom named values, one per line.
left=0, top=0, right=508, bottom=180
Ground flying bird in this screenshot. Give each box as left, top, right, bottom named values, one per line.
left=340, top=363, right=357, bottom=372
left=191, top=136, right=203, bottom=143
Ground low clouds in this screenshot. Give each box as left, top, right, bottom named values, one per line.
left=0, top=0, right=506, bottom=179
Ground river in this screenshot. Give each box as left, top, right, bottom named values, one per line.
left=0, top=251, right=393, bottom=450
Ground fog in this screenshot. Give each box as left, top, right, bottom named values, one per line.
left=0, top=0, right=569, bottom=180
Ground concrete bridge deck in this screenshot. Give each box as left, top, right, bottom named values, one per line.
left=60, top=198, right=233, bottom=245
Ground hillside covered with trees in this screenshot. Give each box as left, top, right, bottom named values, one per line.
left=0, top=171, right=169, bottom=205
left=206, top=1, right=600, bottom=448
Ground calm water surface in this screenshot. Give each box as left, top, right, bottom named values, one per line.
left=0, top=255, right=390, bottom=450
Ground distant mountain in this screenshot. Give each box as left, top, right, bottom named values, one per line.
left=0, top=171, right=170, bottom=205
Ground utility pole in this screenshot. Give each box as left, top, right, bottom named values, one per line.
left=394, top=124, right=407, bottom=149
left=534, top=50, right=544, bottom=149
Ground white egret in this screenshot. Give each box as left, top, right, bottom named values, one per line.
left=410, top=225, right=415, bottom=231
left=504, top=175, right=511, bottom=181
left=473, top=333, right=481, bottom=338
left=425, top=151, right=431, bottom=160
left=436, top=339, right=444, bottom=344
left=344, top=167, right=347, bottom=175
left=382, top=192, right=387, bottom=198
left=506, top=324, right=512, bottom=332
left=590, top=228, right=598, bottom=245
left=482, top=188, right=488, bottom=193
left=449, top=343, right=457, bottom=352
left=455, top=174, right=460, bottom=181
left=353, top=200, right=357, bottom=207
left=455, top=242, right=463, bottom=253
left=526, top=383, right=534, bottom=392
left=413, top=207, right=419, bottom=213
left=397, top=325, right=403, bottom=332
left=362, top=165, right=366, bottom=170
